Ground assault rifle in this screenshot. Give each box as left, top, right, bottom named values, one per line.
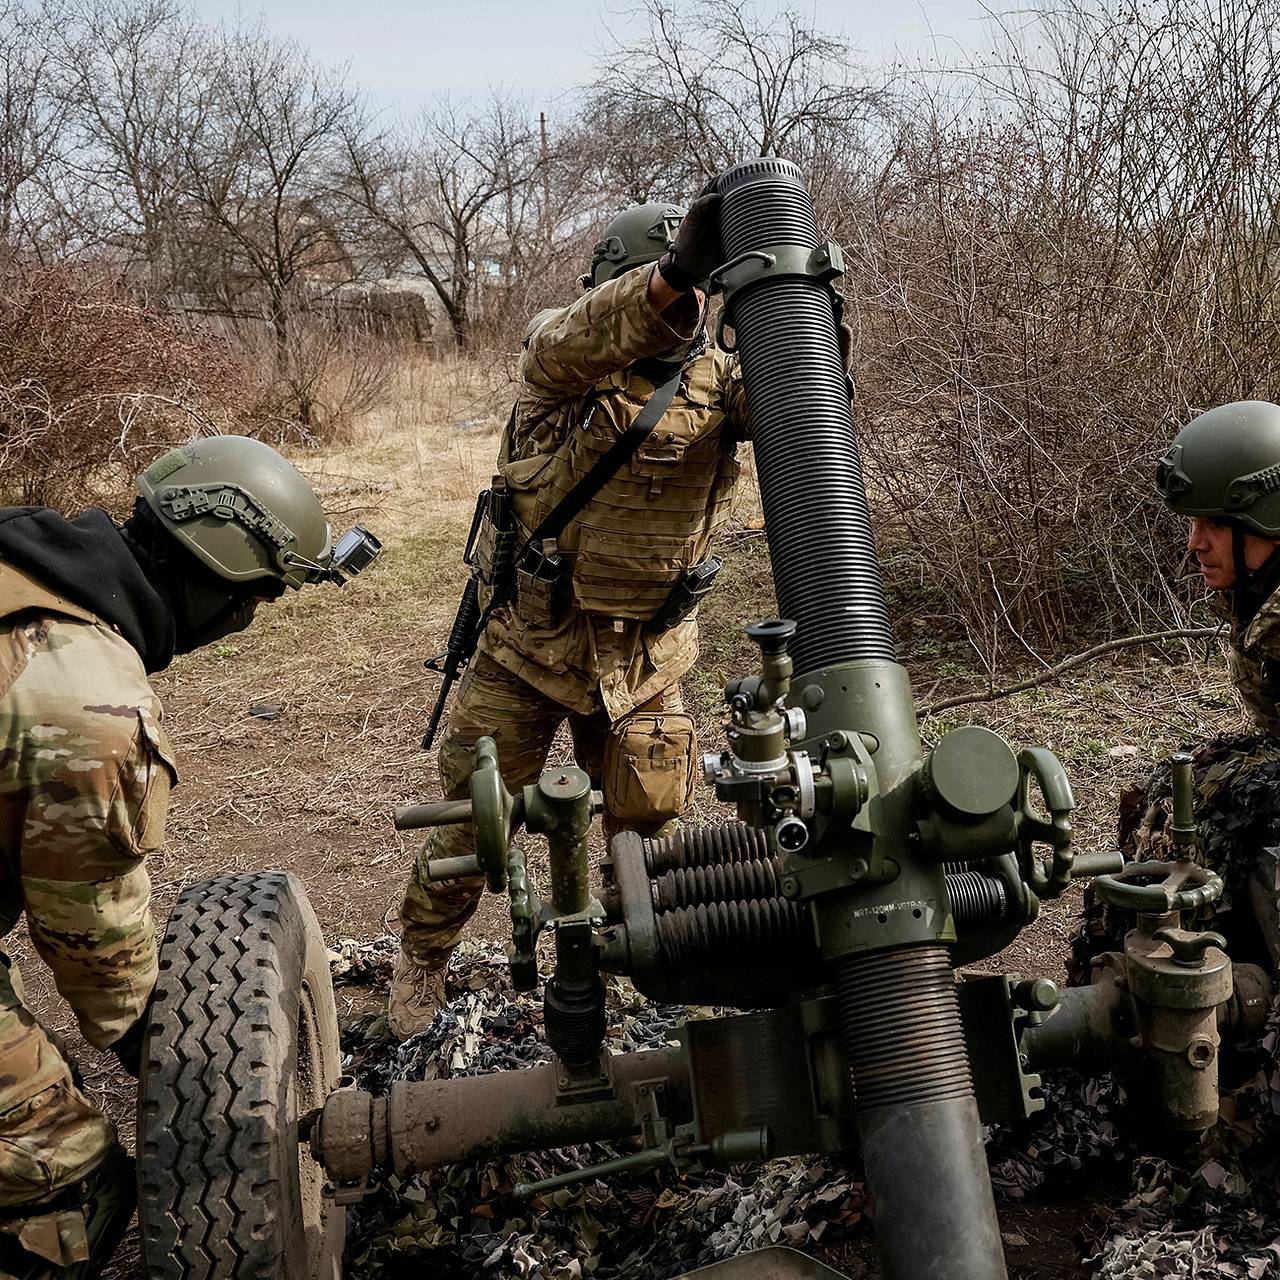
left=421, top=488, right=508, bottom=750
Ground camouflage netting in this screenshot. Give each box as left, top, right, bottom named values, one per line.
left=329, top=939, right=872, bottom=1279
left=327, top=937, right=1280, bottom=1279
left=1080, top=994, right=1280, bottom=1279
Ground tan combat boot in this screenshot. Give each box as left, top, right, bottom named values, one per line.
left=388, top=952, right=449, bottom=1041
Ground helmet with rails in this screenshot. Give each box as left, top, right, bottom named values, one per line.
left=1157, top=401, right=1280, bottom=537
left=583, top=202, right=686, bottom=289
left=136, top=435, right=380, bottom=590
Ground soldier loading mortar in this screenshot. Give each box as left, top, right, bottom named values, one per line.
left=390, top=189, right=750, bottom=1039
left=305, top=162, right=1273, bottom=1278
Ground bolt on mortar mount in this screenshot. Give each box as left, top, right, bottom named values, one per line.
left=136, top=157, right=1275, bottom=1280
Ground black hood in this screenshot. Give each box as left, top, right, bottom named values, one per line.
left=0, top=506, right=175, bottom=672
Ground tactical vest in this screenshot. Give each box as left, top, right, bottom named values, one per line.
left=505, top=349, right=741, bottom=621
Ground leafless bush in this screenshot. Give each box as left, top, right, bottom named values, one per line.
left=233, top=298, right=394, bottom=444
left=0, top=259, right=263, bottom=510
left=11, top=0, right=1280, bottom=672
left=834, top=0, right=1280, bottom=667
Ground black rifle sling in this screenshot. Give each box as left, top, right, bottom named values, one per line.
left=525, top=364, right=683, bottom=547
left=428, top=364, right=686, bottom=746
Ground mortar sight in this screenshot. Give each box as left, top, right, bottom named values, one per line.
left=746, top=618, right=796, bottom=654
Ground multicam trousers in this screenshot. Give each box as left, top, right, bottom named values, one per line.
left=0, top=955, right=115, bottom=1210
left=398, top=653, right=696, bottom=973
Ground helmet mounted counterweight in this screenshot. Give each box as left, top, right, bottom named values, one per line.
left=1156, top=400, right=1280, bottom=538
left=136, top=436, right=381, bottom=590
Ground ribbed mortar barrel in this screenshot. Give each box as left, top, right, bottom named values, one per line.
left=836, top=945, right=1007, bottom=1279
left=716, top=157, right=894, bottom=673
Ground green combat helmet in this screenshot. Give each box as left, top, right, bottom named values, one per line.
left=1157, top=400, right=1280, bottom=537
left=583, top=202, right=685, bottom=289
left=136, top=435, right=381, bottom=589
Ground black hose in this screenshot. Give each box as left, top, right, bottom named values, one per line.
left=716, top=158, right=894, bottom=674
left=654, top=897, right=815, bottom=965
left=643, top=823, right=1005, bottom=930
left=642, top=822, right=770, bottom=876
left=946, top=870, right=1009, bottom=932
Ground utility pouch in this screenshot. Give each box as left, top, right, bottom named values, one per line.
left=604, top=710, right=696, bottom=826
left=515, top=538, right=571, bottom=629
left=467, top=479, right=516, bottom=588
left=645, top=556, right=723, bottom=633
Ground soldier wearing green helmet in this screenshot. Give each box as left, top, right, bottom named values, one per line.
left=580, top=202, right=687, bottom=288
left=388, top=190, right=752, bottom=1037
left=1157, top=400, right=1280, bottom=730
left=1111, top=400, right=1280, bottom=978
left=1066, top=402, right=1280, bottom=1003
left=0, top=435, right=378, bottom=1276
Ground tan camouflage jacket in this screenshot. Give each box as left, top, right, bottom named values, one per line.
left=479, top=263, right=749, bottom=721
left=0, top=560, right=175, bottom=1049
left=1229, top=587, right=1280, bottom=733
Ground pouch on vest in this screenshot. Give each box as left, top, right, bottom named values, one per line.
left=604, top=709, right=695, bottom=826
left=646, top=556, right=722, bottom=633
left=515, top=539, right=571, bottom=630
left=469, top=479, right=516, bottom=589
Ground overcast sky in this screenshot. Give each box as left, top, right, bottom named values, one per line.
left=187, top=0, right=998, bottom=109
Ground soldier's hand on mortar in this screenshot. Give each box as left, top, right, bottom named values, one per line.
left=658, top=193, right=724, bottom=292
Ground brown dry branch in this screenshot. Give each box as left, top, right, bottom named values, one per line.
left=919, top=626, right=1223, bottom=716
left=229, top=296, right=396, bottom=444
left=0, top=259, right=266, bottom=510
left=826, top=0, right=1280, bottom=663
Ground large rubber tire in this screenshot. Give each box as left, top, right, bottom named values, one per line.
left=137, top=872, right=344, bottom=1279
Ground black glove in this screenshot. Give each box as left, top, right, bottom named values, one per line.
left=109, top=1014, right=147, bottom=1078
left=658, top=192, right=723, bottom=292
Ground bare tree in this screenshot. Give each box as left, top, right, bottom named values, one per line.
left=343, top=94, right=545, bottom=349
left=0, top=1, right=67, bottom=253
left=563, top=92, right=693, bottom=207
left=51, top=0, right=215, bottom=294
left=185, top=27, right=359, bottom=357
left=837, top=0, right=1280, bottom=663
left=590, top=0, right=883, bottom=185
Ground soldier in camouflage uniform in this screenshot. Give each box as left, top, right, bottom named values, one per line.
left=389, top=195, right=752, bottom=1037
left=1074, top=402, right=1280, bottom=983
left=0, top=436, right=375, bottom=1276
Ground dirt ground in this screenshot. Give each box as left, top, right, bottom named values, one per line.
left=7, top=352, right=1248, bottom=1277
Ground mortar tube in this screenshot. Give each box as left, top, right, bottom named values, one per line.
left=717, top=158, right=894, bottom=674
left=716, top=157, right=1006, bottom=1279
